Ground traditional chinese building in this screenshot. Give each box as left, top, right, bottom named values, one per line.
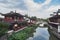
left=0, top=11, right=37, bottom=31
left=1, top=11, right=24, bottom=23
left=0, top=11, right=28, bottom=31
left=48, top=9, right=60, bottom=39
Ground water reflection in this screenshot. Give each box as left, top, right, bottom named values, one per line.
left=27, top=27, right=59, bottom=40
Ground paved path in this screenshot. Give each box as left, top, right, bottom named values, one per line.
left=14, top=27, right=27, bottom=33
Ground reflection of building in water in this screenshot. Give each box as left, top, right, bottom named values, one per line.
left=48, top=9, right=60, bottom=39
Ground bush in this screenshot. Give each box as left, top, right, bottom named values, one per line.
left=8, top=24, right=38, bottom=40
left=0, top=22, right=9, bottom=37
left=0, top=22, right=9, bottom=28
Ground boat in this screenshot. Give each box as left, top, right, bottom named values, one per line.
left=48, top=9, right=60, bottom=39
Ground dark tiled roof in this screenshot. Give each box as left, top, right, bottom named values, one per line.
left=49, top=9, right=60, bottom=19
left=2, top=11, right=23, bottom=17
left=49, top=15, right=60, bottom=19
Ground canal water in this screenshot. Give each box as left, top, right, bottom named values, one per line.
left=27, top=27, right=59, bottom=40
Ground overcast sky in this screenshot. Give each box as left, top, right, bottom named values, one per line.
left=0, top=0, right=60, bottom=18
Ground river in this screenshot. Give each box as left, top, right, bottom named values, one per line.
left=27, top=27, right=59, bottom=40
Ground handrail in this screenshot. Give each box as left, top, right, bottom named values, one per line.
left=49, top=22, right=59, bottom=25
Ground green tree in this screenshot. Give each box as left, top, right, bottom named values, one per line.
left=30, top=16, right=37, bottom=21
